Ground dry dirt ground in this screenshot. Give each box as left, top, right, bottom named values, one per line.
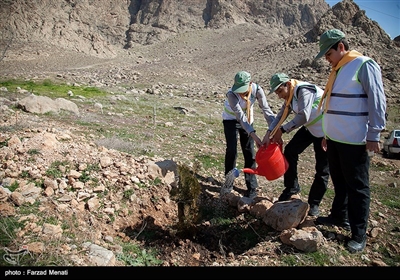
left=1, top=24, right=400, bottom=274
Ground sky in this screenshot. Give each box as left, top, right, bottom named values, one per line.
left=325, top=0, right=400, bottom=39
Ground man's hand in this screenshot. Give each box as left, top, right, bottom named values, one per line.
left=251, top=132, right=263, bottom=148
left=321, top=138, right=327, bottom=152
left=261, top=130, right=271, bottom=146
left=366, top=141, right=380, bottom=154
left=271, top=129, right=283, bottom=145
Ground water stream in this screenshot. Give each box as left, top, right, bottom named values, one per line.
left=220, top=168, right=240, bottom=197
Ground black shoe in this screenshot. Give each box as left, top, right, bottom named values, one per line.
left=316, top=215, right=350, bottom=231
left=278, top=187, right=301, bottom=202
left=347, top=238, right=366, bottom=253
left=308, top=204, right=319, bottom=216
left=245, top=189, right=257, bottom=200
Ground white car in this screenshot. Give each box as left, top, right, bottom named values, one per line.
left=382, top=129, right=400, bottom=159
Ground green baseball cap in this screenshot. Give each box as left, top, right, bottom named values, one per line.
left=232, top=71, right=251, bottom=93
left=315, top=29, right=345, bottom=59
left=269, top=73, right=290, bottom=94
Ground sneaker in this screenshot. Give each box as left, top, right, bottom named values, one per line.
left=308, top=204, right=319, bottom=216
left=347, top=238, right=366, bottom=253
left=316, top=215, right=351, bottom=231
left=278, top=187, right=301, bottom=202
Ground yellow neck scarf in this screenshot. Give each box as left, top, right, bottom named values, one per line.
left=317, top=50, right=363, bottom=113
left=270, top=79, right=299, bottom=137
left=240, top=86, right=252, bottom=123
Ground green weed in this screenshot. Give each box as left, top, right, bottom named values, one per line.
left=8, top=181, right=19, bottom=192
left=117, top=242, right=163, bottom=266
left=123, top=189, right=135, bottom=199
left=46, top=160, right=70, bottom=179
left=151, top=177, right=162, bottom=186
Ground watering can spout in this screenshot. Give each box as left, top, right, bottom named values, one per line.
left=242, top=167, right=257, bottom=174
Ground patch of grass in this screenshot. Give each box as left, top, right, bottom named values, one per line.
left=123, top=189, right=134, bottom=200
left=209, top=216, right=236, bottom=226
left=78, top=163, right=100, bottom=183
left=8, top=181, right=19, bottom=192
left=195, top=153, right=224, bottom=170
left=0, top=216, right=23, bottom=248
left=379, top=244, right=400, bottom=266
left=117, top=242, right=163, bottom=266
left=371, top=162, right=396, bottom=172
left=18, top=200, right=40, bottom=215
left=381, top=197, right=400, bottom=209
left=281, top=254, right=300, bottom=266
left=0, top=216, right=31, bottom=266
left=371, top=185, right=400, bottom=209
left=27, top=149, right=41, bottom=155
left=322, top=187, right=335, bottom=201
left=0, top=138, right=8, bottom=147
left=0, top=79, right=107, bottom=99
left=280, top=250, right=334, bottom=266
left=75, top=117, right=103, bottom=127
left=20, top=170, right=30, bottom=179
left=136, top=182, right=148, bottom=189
left=150, top=177, right=162, bottom=186
left=46, top=160, right=70, bottom=179
left=303, top=250, right=332, bottom=266
left=42, top=216, right=59, bottom=226
left=0, top=125, right=25, bottom=133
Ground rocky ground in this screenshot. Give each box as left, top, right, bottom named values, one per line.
left=1, top=86, right=399, bottom=269
left=0, top=19, right=400, bottom=275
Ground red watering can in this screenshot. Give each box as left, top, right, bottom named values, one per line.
left=243, top=143, right=289, bottom=181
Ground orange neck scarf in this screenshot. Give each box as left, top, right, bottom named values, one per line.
left=270, top=79, right=299, bottom=137
left=317, top=50, right=363, bottom=113
left=240, top=86, right=252, bottom=123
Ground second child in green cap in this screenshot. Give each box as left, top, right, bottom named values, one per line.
left=262, top=73, right=329, bottom=217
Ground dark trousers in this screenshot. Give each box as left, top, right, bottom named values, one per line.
left=327, top=140, right=370, bottom=242
left=223, top=120, right=258, bottom=192
left=283, top=126, right=329, bottom=205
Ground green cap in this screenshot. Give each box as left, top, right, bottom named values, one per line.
left=232, top=71, right=251, bottom=93
left=315, top=29, right=345, bottom=59
left=269, top=73, right=290, bottom=94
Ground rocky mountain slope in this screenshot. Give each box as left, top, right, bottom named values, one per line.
left=0, top=0, right=330, bottom=57
left=0, top=0, right=399, bottom=272
left=1, top=0, right=398, bottom=108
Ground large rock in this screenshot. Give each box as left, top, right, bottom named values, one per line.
left=263, top=199, right=309, bottom=231
left=17, top=94, right=79, bottom=115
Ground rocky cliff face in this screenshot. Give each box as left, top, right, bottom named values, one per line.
left=0, top=0, right=329, bottom=57
left=0, top=0, right=130, bottom=58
